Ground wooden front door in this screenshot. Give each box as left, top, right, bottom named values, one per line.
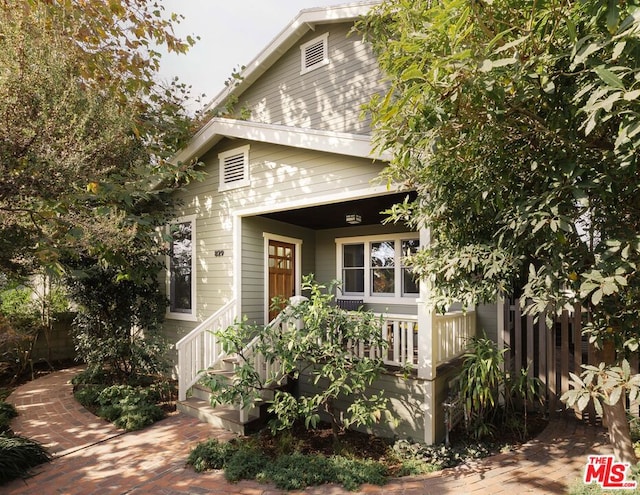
left=268, top=240, right=296, bottom=321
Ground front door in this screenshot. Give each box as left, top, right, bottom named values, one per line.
left=268, top=240, right=296, bottom=321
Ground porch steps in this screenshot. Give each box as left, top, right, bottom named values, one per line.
left=176, top=384, right=265, bottom=435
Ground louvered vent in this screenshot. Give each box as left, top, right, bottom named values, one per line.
left=300, top=33, right=328, bottom=74
left=223, top=153, right=245, bottom=184
left=304, top=40, right=325, bottom=69
left=218, top=145, right=250, bottom=191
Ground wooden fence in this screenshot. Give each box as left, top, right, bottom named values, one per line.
left=500, top=297, right=639, bottom=418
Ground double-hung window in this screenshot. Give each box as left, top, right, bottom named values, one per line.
left=167, top=216, right=196, bottom=320
left=337, top=234, right=419, bottom=303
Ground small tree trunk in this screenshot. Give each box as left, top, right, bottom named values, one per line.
left=603, top=399, right=637, bottom=464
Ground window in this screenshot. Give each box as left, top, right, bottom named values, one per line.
left=300, top=33, right=329, bottom=74
left=337, top=234, right=419, bottom=302
left=167, top=217, right=196, bottom=319
left=219, top=145, right=250, bottom=191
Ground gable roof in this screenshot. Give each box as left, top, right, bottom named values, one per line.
left=175, top=1, right=384, bottom=166
left=204, top=1, right=382, bottom=115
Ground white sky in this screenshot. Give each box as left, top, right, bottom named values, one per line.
left=158, top=0, right=348, bottom=110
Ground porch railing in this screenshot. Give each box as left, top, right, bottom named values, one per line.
left=176, top=299, right=237, bottom=401
left=348, top=310, right=476, bottom=371
left=433, top=311, right=476, bottom=366
left=177, top=301, right=477, bottom=401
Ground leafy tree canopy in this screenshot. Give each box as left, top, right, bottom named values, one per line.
left=0, top=0, right=204, bottom=280
left=361, top=0, right=640, bottom=346
left=360, top=0, right=640, bottom=462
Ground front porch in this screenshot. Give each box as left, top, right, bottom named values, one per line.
left=175, top=300, right=476, bottom=443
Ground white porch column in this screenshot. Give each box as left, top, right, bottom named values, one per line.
left=417, top=226, right=434, bottom=381
left=417, top=226, right=437, bottom=444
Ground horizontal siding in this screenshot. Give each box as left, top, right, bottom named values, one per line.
left=298, top=369, right=427, bottom=441
left=232, top=22, right=388, bottom=134
left=163, top=140, right=393, bottom=344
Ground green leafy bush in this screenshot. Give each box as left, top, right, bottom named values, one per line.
left=223, top=447, right=269, bottom=483
left=73, top=384, right=106, bottom=410
left=202, top=276, right=392, bottom=440
left=187, top=437, right=389, bottom=491
left=186, top=438, right=235, bottom=472
left=0, top=433, right=51, bottom=484
left=92, top=384, right=164, bottom=431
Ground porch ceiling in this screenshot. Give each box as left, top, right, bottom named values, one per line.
left=261, top=191, right=416, bottom=230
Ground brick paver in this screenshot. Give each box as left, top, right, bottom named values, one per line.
left=2, top=368, right=615, bottom=494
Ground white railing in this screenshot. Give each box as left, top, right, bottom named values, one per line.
left=348, top=311, right=476, bottom=372
left=433, top=311, right=476, bottom=366
left=381, top=314, right=419, bottom=367
left=176, top=299, right=237, bottom=401
left=177, top=299, right=476, bottom=402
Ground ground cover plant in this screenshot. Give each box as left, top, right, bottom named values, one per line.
left=186, top=416, right=547, bottom=491
left=0, top=398, right=51, bottom=485
left=72, top=369, right=176, bottom=432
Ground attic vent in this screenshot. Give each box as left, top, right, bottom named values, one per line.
left=300, top=33, right=329, bottom=75
left=218, top=145, right=250, bottom=191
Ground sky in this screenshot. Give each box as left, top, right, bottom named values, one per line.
left=158, top=0, right=349, bottom=110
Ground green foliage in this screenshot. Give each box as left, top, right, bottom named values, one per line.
left=186, top=438, right=235, bottom=473
left=187, top=437, right=389, bottom=491
left=67, top=266, right=170, bottom=383
left=0, top=432, right=51, bottom=484
left=0, top=1, right=204, bottom=279
left=360, top=0, right=640, bottom=454
left=562, top=359, right=640, bottom=417
left=201, top=276, right=393, bottom=439
left=457, top=335, right=543, bottom=440
left=223, top=447, right=269, bottom=483
left=0, top=402, right=17, bottom=433
left=93, top=384, right=165, bottom=431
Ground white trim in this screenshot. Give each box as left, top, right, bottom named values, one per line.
left=231, top=183, right=395, bottom=218
left=300, top=33, right=329, bottom=75
left=171, top=118, right=390, bottom=166
left=218, top=144, right=250, bottom=192
left=335, top=233, right=419, bottom=305
left=166, top=214, right=198, bottom=321
left=263, top=233, right=303, bottom=322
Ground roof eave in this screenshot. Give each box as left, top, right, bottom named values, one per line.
left=172, top=117, right=390, bottom=165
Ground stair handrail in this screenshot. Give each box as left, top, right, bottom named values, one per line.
left=176, top=298, right=237, bottom=401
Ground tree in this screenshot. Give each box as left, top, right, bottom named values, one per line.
left=0, top=1, right=203, bottom=279
left=360, top=0, right=640, bottom=462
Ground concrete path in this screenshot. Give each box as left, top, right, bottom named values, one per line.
left=2, top=367, right=614, bottom=494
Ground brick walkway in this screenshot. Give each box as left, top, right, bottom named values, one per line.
left=3, top=368, right=614, bottom=494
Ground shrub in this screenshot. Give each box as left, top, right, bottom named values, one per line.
left=94, top=384, right=165, bottom=431
left=223, top=447, right=269, bottom=483
left=0, top=433, right=51, bottom=484
left=260, top=453, right=335, bottom=490
left=66, top=266, right=170, bottom=383
left=186, top=438, right=235, bottom=473
left=202, top=276, right=392, bottom=441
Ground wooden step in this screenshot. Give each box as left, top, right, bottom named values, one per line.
left=176, top=397, right=260, bottom=436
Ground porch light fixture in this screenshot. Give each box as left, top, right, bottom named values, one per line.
left=345, top=214, right=362, bottom=225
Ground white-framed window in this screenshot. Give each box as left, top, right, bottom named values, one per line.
left=166, top=215, right=196, bottom=321
left=336, top=234, right=419, bottom=303
left=300, top=33, right=329, bottom=75
left=218, top=145, right=250, bottom=191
